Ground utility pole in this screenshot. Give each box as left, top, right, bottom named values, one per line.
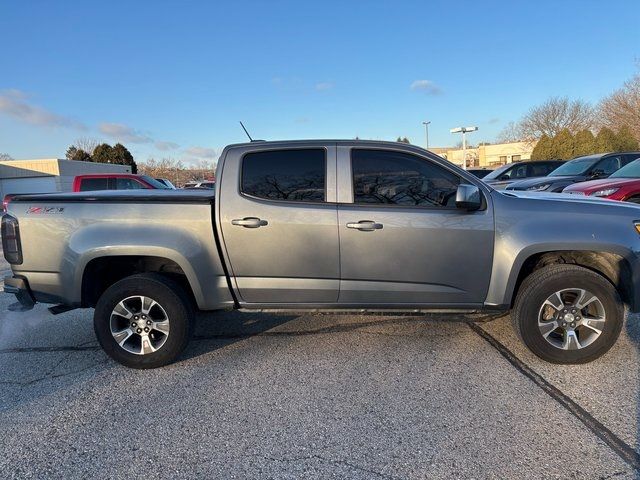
left=450, top=126, right=478, bottom=170
left=422, top=121, right=431, bottom=150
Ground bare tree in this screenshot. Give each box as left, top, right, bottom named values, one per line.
left=138, top=157, right=215, bottom=187
left=0, top=153, right=13, bottom=161
left=514, top=97, right=595, bottom=141
left=73, top=137, right=100, bottom=155
left=596, top=73, right=640, bottom=142
left=496, top=121, right=525, bottom=143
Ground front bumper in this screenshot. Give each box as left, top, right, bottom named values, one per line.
left=4, top=275, right=36, bottom=311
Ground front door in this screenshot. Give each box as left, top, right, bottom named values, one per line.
left=337, top=147, right=494, bottom=306
left=218, top=145, right=339, bottom=304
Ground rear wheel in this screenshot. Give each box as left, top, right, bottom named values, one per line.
left=512, top=264, right=623, bottom=364
left=94, top=273, right=194, bottom=368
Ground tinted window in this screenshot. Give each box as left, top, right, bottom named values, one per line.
left=549, top=157, right=599, bottom=176
left=352, top=149, right=460, bottom=207
left=79, top=178, right=109, bottom=191
left=595, top=156, right=622, bottom=175
left=529, top=163, right=554, bottom=176
left=116, top=178, right=146, bottom=190
left=242, top=149, right=325, bottom=202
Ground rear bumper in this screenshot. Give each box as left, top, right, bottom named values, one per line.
left=4, top=275, right=36, bottom=310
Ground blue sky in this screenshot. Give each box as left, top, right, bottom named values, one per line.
left=0, top=0, right=638, bottom=163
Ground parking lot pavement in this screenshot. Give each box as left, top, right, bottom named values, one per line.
left=0, top=295, right=639, bottom=479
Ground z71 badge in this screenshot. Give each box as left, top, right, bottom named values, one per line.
left=27, top=206, right=65, bottom=214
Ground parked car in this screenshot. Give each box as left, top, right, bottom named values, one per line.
left=483, top=160, right=564, bottom=190
left=155, top=178, right=176, bottom=189
left=467, top=168, right=492, bottom=179
left=4, top=140, right=640, bottom=368
left=73, top=174, right=172, bottom=192
left=506, top=152, right=640, bottom=192
left=184, top=180, right=215, bottom=189
left=563, top=157, right=640, bottom=201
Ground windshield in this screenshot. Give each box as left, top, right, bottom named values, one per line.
left=483, top=164, right=512, bottom=180
left=141, top=175, right=171, bottom=189
left=610, top=158, right=640, bottom=178
left=549, top=157, right=598, bottom=176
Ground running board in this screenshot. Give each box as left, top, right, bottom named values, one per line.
left=48, top=304, right=77, bottom=315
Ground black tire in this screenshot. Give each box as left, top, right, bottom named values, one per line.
left=94, top=273, right=194, bottom=369
left=625, top=196, right=640, bottom=204
left=512, top=264, right=623, bottom=364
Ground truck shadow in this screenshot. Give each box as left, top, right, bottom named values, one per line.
left=180, top=310, right=500, bottom=363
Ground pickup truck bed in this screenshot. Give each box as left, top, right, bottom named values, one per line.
left=4, top=140, right=640, bottom=367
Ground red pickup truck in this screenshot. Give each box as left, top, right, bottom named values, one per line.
left=72, top=174, right=172, bottom=191
left=2, top=174, right=171, bottom=212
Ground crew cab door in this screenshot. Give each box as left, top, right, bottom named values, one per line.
left=336, top=146, right=494, bottom=306
left=217, top=144, right=339, bottom=304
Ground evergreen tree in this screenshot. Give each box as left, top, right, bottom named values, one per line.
left=573, top=129, right=596, bottom=157
left=396, top=137, right=410, bottom=144
left=65, top=146, right=92, bottom=162
left=613, top=126, right=639, bottom=151
left=111, top=143, right=138, bottom=173
left=531, top=134, right=552, bottom=160
left=92, top=143, right=114, bottom=163
left=595, top=128, right=617, bottom=153
left=551, top=128, right=575, bottom=159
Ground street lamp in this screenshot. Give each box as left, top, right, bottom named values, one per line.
left=450, top=126, right=478, bottom=170
left=422, top=121, right=431, bottom=150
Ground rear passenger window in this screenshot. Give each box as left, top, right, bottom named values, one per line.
left=352, top=149, right=460, bottom=207
left=116, top=178, right=145, bottom=190
left=79, top=178, right=109, bottom=191
left=529, top=163, right=552, bottom=176
left=242, top=149, right=326, bottom=202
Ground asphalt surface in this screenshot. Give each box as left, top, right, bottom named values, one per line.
left=1, top=291, right=640, bottom=478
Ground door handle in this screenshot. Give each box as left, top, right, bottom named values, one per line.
left=231, top=217, right=268, bottom=228
left=346, top=220, right=383, bottom=231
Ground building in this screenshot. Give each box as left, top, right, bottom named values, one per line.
left=430, top=141, right=535, bottom=168
left=0, top=159, right=131, bottom=198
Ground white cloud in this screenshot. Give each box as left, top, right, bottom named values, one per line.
left=410, top=80, right=442, bottom=95
left=315, top=82, right=334, bottom=91
left=155, top=141, right=180, bottom=151
left=0, top=89, right=86, bottom=129
left=184, top=146, right=218, bottom=159
left=99, top=122, right=153, bottom=144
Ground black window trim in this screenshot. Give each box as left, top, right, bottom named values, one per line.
left=348, top=147, right=482, bottom=211
left=239, top=147, right=330, bottom=205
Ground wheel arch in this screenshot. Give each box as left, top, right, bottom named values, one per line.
left=507, top=249, right=635, bottom=310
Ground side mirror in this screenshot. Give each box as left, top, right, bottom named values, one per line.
left=456, top=184, right=482, bottom=211
left=590, top=169, right=605, bottom=179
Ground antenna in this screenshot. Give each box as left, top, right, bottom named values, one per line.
left=239, top=121, right=253, bottom=142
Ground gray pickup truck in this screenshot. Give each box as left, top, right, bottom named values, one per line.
left=3, top=140, right=640, bottom=368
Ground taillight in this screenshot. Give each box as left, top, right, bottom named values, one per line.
left=2, top=194, right=11, bottom=213
left=2, top=215, right=23, bottom=264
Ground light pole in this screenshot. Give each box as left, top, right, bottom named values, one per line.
left=422, top=121, right=431, bottom=150
left=450, top=126, right=478, bottom=170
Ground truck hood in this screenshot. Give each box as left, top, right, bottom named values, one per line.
left=484, top=177, right=544, bottom=190
left=496, top=189, right=640, bottom=209
left=563, top=177, right=640, bottom=193
left=506, top=175, right=584, bottom=190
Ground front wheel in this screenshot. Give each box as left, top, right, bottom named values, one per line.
left=94, top=273, right=194, bottom=368
left=512, top=264, right=623, bottom=364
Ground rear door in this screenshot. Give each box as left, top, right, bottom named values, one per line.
left=218, top=144, right=339, bottom=304
left=78, top=177, right=109, bottom=191
left=336, top=146, right=495, bottom=306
